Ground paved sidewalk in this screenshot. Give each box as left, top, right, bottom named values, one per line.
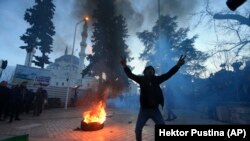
left=0, top=107, right=223, bottom=141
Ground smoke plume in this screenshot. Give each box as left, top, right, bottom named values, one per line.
left=71, top=0, right=202, bottom=104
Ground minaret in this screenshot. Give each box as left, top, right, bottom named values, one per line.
left=64, top=46, right=68, bottom=55
left=24, top=48, right=36, bottom=67
left=79, top=17, right=89, bottom=71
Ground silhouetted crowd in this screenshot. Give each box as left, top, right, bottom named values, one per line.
left=0, top=81, right=48, bottom=123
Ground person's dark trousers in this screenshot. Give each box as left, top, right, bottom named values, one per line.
left=9, top=108, right=16, bottom=123
left=15, top=102, right=22, bottom=119
left=0, top=100, right=4, bottom=120
left=38, top=102, right=43, bottom=115
left=0, top=98, right=5, bottom=120
left=33, top=102, right=39, bottom=116
left=135, top=107, right=165, bottom=141
left=9, top=104, right=16, bottom=122
left=2, top=100, right=10, bottom=120
left=3, top=104, right=10, bottom=120
left=33, top=101, right=43, bottom=116
left=25, top=101, right=32, bottom=114
left=9, top=102, right=21, bottom=123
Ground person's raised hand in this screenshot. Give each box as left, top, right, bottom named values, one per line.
left=176, top=55, right=186, bottom=67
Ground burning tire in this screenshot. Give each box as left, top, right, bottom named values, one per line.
left=81, top=121, right=104, bottom=131
left=81, top=100, right=106, bottom=131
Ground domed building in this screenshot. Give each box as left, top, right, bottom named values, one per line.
left=47, top=48, right=84, bottom=87
left=47, top=18, right=97, bottom=89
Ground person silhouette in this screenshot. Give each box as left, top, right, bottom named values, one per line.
left=120, top=55, right=186, bottom=141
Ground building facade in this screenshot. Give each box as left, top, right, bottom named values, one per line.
left=47, top=18, right=97, bottom=89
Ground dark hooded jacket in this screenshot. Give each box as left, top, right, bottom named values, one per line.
left=123, top=65, right=180, bottom=109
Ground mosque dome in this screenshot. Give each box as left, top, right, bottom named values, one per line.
left=47, top=47, right=80, bottom=71
left=55, top=54, right=79, bottom=66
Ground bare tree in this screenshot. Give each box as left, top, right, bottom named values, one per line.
left=192, top=0, right=250, bottom=66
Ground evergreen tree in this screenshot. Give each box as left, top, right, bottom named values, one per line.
left=137, top=15, right=209, bottom=109
left=20, top=0, right=55, bottom=68
left=85, top=0, right=130, bottom=95
left=137, top=15, right=207, bottom=77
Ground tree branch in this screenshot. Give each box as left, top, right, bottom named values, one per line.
left=213, top=14, right=250, bottom=26
left=236, top=41, right=249, bottom=55
left=209, top=40, right=250, bottom=57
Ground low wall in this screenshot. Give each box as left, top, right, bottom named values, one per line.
left=217, top=104, right=250, bottom=124
left=27, top=86, right=89, bottom=108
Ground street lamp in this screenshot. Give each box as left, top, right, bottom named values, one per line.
left=65, top=16, right=89, bottom=110
left=72, top=20, right=84, bottom=55
left=72, top=16, right=89, bottom=56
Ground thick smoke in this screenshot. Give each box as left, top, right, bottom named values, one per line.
left=72, top=0, right=202, bottom=108
left=72, top=0, right=97, bottom=19
left=72, top=0, right=144, bottom=31
left=53, top=34, right=70, bottom=54
left=139, top=0, right=201, bottom=30
left=72, top=0, right=134, bottom=108
left=72, top=0, right=201, bottom=37
left=115, top=0, right=144, bottom=31
left=160, top=0, right=201, bottom=17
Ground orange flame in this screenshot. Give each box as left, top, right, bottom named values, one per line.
left=83, top=101, right=106, bottom=124
left=84, top=16, right=89, bottom=21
